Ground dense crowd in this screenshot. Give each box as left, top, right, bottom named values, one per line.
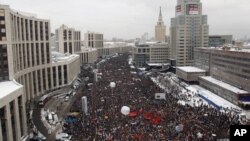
left=63, top=54, right=245, bottom=141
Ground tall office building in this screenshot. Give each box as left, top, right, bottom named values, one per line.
left=0, top=5, right=80, bottom=141
left=55, top=24, right=81, bottom=54
left=84, top=32, right=103, bottom=48
left=170, top=0, right=209, bottom=66
left=155, top=7, right=166, bottom=43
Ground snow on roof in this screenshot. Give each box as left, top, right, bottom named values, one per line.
left=177, top=66, right=206, bottom=73
left=81, top=47, right=97, bottom=52
left=187, top=85, right=241, bottom=110
left=0, top=81, right=22, bottom=99
left=51, top=51, right=79, bottom=63
left=147, top=63, right=170, bottom=66
left=199, top=47, right=250, bottom=53
left=200, top=76, right=249, bottom=94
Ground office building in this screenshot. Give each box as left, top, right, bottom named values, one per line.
left=176, top=66, right=206, bottom=82
left=208, top=35, right=233, bottom=47
left=155, top=7, right=166, bottom=43
left=78, top=48, right=98, bottom=64
left=97, top=46, right=132, bottom=58
left=170, top=0, right=209, bottom=66
left=132, top=43, right=169, bottom=67
left=0, top=5, right=80, bottom=141
left=84, top=32, right=103, bottom=48
left=194, top=47, right=250, bottom=106
left=55, top=24, right=81, bottom=54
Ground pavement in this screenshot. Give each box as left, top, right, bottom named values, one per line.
left=32, top=86, right=78, bottom=141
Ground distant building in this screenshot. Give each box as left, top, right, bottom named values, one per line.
left=208, top=35, right=233, bottom=47
left=78, top=48, right=98, bottom=64
left=55, top=24, right=81, bottom=54
left=194, top=47, right=250, bottom=107
left=132, top=43, right=169, bottom=67
left=97, top=46, right=132, bottom=58
left=84, top=32, right=103, bottom=48
left=170, top=0, right=209, bottom=66
left=155, top=7, right=166, bottom=43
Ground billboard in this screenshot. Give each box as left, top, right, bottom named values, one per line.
left=186, top=4, right=199, bottom=15
left=155, top=93, right=166, bottom=100
left=176, top=5, right=181, bottom=15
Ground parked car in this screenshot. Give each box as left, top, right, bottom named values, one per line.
left=64, top=96, right=69, bottom=102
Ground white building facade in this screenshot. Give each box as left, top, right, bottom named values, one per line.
left=170, top=0, right=209, bottom=66
left=0, top=5, right=80, bottom=141
left=84, top=32, right=103, bottom=48
left=55, top=24, right=81, bottom=54
left=132, top=43, right=169, bottom=67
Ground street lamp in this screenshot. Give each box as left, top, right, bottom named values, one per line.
left=110, top=82, right=116, bottom=95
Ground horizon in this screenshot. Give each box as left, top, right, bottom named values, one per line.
left=1, top=0, right=250, bottom=40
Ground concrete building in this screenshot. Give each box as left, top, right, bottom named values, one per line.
left=155, top=7, right=166, bottom=43
left=194, top=47, right=250, bottom=107
left=208, top=35, right=233, bottom=47
left=132, top=43, right=169, bottom=67
left=0, top=5, right=80, bottom=140
left=176, top=66, right=206, bottom=82
left=84, top=32, right=103, bottom=48
left=78, top=48, right=98, bottom=64
left=76, top=45, right=132, bottom=64
left=55, top=24, right=81, bottom=54
left=170, top=0, right=209, bottom=66
left=199, top=76, right=250, bottom=106
left=0, top=81, right=27, bottom=141
left=97, top=46, right=132, bottom=58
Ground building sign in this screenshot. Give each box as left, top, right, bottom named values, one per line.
left=176, top=5, right=181, bottom=15
left=186, top=4, right=199, bottom=15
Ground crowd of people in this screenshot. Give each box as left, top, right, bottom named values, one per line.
left=63, top=53, right=246, bottom=141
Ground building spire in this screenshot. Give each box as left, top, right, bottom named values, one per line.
left=158, top=6, right=163, bottom=22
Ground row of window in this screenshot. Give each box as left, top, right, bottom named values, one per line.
left=16, top=65, right=68, bottom=100
left=212, top=53, right=250, bottom=62
left=212, top=61, right=250, bottom=79
left=0, top=44, right=9, bottom=81
left=12, top=43, right=50, bottom=73
left=10, top=14, right=49, bottom=42
left=0, top=95, right=25, bottom=141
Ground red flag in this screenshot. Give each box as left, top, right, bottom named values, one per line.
left=128, top=111, right=138, bottom=117
left=151, top=117, right=161, bottom=125
left=144, top=113, right=152, bottom=120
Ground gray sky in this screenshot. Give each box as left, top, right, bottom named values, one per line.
left=1, top=0, right=250, bottom=40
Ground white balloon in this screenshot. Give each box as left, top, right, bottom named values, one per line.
left=121, top=106, right=130, bottom=115
left=110, top=82, right=116, bottom=88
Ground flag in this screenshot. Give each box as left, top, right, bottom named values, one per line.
left=151, top=117, right=161, bottom=125
left=144, top=113, right=152, bottom=120
left=128, top=111, right=138, bottom=117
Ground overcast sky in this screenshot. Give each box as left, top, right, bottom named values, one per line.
left=1, top=0, right=250, bottom=40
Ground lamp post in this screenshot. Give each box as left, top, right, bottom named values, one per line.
left=110, top=82, right=116, bottom=95
left=109, top=82, right=115, bottom=105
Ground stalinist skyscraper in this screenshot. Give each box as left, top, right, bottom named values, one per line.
left=155, top=7, right=166, bottom=43
left=170, top=0, right=209, bottom=66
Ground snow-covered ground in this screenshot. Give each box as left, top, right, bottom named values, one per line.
left=187, top=85, right=241, bottom=111
left=151, top=72, right=250, bottom=120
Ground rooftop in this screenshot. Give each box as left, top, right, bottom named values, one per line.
left=177, top=66, right=206, bottom=73
left=198, top=47, right=250, bottom=53
left=147, top=63, right=170, bottom=66
left=0, top=81, right=23, bottom=100
left=200, top=76, right=249, bottom=94
left=51, top=51, right=79, bottom=63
